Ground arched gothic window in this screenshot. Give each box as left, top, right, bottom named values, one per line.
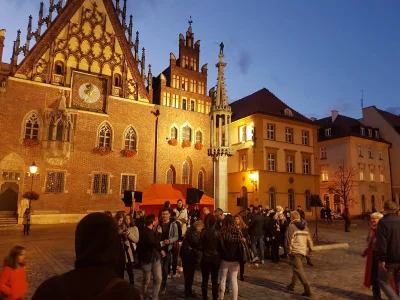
left=24, top=113, right=40, bottom=140
left=182, top=161, right=191, bottom=184
left=124, top=127, right=137, bottom=150
left=98, top=123, right=112, bottom=148
left=166, top=167, right=175, bottom=184
left=195, top=131, right=203, bottom=144
left=56, top=122, right=64, bottom=141
left=114, top=74, right=122, bottom=87
left=269, top=187, right=276, bottom=209
left=55, top=61, right=64, bottom=75
left=197, top=170, right=204, bottom=191
left=288, top=189, right=295, bottom=210
left=182, top=126, right=192, bottom=142
left=170, top=126, right=178, bottom=139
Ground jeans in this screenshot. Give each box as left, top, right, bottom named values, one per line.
left=219, top=260, right=239, bottom=300
left=182, top=251, right=196, bottom=295
left=161, top=251, right=171, bottom=288
left=23, top=224, right=30, bottom=235
left=201, top=257, right=220, bottom=300
left=142, top=259, right=162, bottom=300
left=170, top=246, right=179, bottom=275
left=289, top=255, right=310, bottom=290
left=379, top=263, right=400, bottom=300
left=251, top=235, right=264, bottom=260
left=271, top=239, right=280, bottom=262
left=126, top=261, right=134, bottom=284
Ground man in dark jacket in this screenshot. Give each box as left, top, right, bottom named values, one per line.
left=138, top=214, right=163, bottom=300
left=248, top=206, right=266, bottom=263
left=376, top=200, right=400, bottom=300
left=32, top=213, right=141, bottom=300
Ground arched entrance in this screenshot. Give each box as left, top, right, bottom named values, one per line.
left=324, top=194, right=330, bottom=208
left=0, top=153, right=25, bottom=214
left=361, top=195, right=366, bottom=212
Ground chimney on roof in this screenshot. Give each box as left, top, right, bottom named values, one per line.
left=0, top=29, right=5, bottom=63
left=331, top=110, right=339, bottom=123
left=310, top=117, right=317, bottom=122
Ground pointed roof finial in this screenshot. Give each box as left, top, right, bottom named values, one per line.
left=188, top=16, right=193, bottom=27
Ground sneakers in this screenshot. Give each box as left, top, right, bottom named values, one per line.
left=167, top=274, right=172, bottom=279
left=251, top=257, right=260, bottom=263
left=260, top=260, right=265, bottom=264
left=172, top=273, right=181, bottom=278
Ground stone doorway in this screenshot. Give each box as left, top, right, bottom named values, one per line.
left=0, top=183, right=19, bottom=211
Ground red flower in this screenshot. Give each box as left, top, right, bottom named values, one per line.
left=93, top=146, right=112, bottom=156
left=23, top=139, right=40, bottom=148
left=23, top=191, right=39, bottom=200
left=182, top=140, right=191, bottom=148
left=122, top=149, right=137, bottom=157
left=195, top=143, right=203, bottom=150
left=168, top=138, right=178, bottom=146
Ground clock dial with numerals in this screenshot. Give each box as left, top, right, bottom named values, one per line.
left=72, top=72, right=107, bottom=113
left=78, top=83, right=101, bottom=103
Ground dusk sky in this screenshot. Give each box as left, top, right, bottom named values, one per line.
left=1, top=0, right=399, bottom=119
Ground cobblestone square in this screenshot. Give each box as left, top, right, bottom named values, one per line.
left=0, top=220, right=380, bottom=299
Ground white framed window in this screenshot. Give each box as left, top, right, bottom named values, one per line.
left=360, top=169, right=364, bottom=181
left=240, top=154, right=247, bottom=171
left=358, top=144, right=362, bottom=157
left=120, top=174, right=135, bottom=194
left=368, top=129, right=372, bottom=137
left=268, top=154, right=276, bottom=171
left=24, top=113, right=40, bottom=140
left=285, top=127, right=293, bottom=143
left=45, top=171, right=65, bottom=193
left=269, top=187, right=276, bottom=208
left=378, top=148, right=383, bottom=160
left=303, top=158, right=310, bottom=174
left=170, top=126, right=178, bottom=139
left=267, top=124, right=275, bottom=140
left=195, top=131, right=202, bottom=144
left=370, top=168, right=375, bottom=181
left=182, top=161, right=191, bottom=184
left=172, top=94, right=179, bottom=108
left=320, top=147, right=327, bottom=159
left=284, top=108, right=293, bottom=117
left=302, top=131, right=309, bottom=145
left=197, top=170, right=204, bottom=191
left=325, top=128, right=331, bottom=137
left=288, top=189, right=295, bottom=210
left=380, top=172, right=385, bottom=183
left=368, top=147, right=373, bottom=158
left=375, top=130, right=380, bottom=139
left=98, top=123, right=112, bottom=148
left=93, top=173, right=109, bottom=195
left=321, top=171, right=329, bottom=182
left=182, top=126, right=192, bottom=142
left=287, top=156, right=294, bottom=173
left=360, top=127, right=365, bottom=136
left=124, top=127, right=137, bottom=150
left=166, top=167, right=175, bottom=184
left=239, top=125, right=247, bottom=142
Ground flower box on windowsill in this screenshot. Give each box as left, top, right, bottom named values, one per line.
left=93, top=146, right=112, bottom=156
left=122, top=149, right=137, bottom=157
left=23, top=139, right=40, bottom=148
left=168, top=138, right=178, bottom=146
left=195, top=143, right=203, bottom=150
left=182, top=140, right=191, bottom=148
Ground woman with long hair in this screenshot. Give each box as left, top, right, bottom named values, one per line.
left=0, top=246, right=28, bottom=300
left=124, top=214, right=139, bottom=284
left=234, top=214, right=248, bottom=281
left=278, top=213, right=288, bottom=258
left=218, top=214, right=245, bottom=300
left=22, top=209, right=31, bottom=236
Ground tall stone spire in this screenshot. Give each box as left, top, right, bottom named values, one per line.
left=208, top=48, right=233, bottom=212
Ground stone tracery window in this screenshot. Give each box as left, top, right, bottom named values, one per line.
left=182, top=161, right=191, bottom=184
left=98, top=123, right=112, bottom=148
left=182, top=126, right=192, bottom=142
left=195, top=131, right=202, bottom=144
left=124, top=126, right=137, bottom=150
left=24, top=113, right=40, bottom=140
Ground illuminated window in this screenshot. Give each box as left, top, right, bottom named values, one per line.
left=239, top=125, right=247, bottom=142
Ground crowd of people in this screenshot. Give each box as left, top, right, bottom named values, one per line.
left=0, top=200, right=399, bottom=300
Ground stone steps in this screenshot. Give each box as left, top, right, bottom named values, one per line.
left=0, top=216, right=18, bottom=226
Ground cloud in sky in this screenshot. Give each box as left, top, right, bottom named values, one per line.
left=237, top=51, right=251, bottom=75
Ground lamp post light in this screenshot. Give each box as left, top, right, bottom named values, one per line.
left=249, top=171, right=258, bottom=191
left=28, top=162, right=38, bottom=210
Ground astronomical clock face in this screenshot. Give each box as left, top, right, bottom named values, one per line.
left=72, top=72, right=107, bottom=112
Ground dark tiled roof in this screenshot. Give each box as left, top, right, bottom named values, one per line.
left=375, top=107, right=400, bottom=135
left=315, top=114, right=390, bottom=144
left=230, top=88, right=313, bottom=124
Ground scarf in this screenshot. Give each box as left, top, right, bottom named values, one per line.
left=220, top=224, right=242, bottom=243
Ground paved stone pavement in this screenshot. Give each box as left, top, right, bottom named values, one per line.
left=0, top=220, right=382, bottom=299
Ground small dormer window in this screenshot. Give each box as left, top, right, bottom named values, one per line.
left=325, top=128, right=331, bottom=137
left=114, top=74, right=122, bottom=87
left=360, top=127, right=365, bottom=136
left=375, top=130, right=380, bottom=139
left=55, top=62, right=64, bottom=75
left=368, top=129, right=372, bottom=137
left=284, top=108, right=293, bottom=117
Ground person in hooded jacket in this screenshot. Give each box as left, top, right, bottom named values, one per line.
left=285, top=210, right=313, bottom=297
left=31, top=212, right=141, bottom=300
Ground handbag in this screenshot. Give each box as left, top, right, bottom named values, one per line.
left=239, top=241, right=251, bottom=264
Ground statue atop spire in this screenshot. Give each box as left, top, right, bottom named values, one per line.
left=188, top=16, right=193, bottom=28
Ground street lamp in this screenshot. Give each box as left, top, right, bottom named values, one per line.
left=29, top=162, right=38, bottom=192
left=249, top=171, right=258, bottom=191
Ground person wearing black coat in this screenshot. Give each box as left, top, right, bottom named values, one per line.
left=248, top=206, right=266, bottom=263
left=234, top=214, right=249, bottom=281
left=269, top=213, right=281, bottom=263
left=278, top=213, right=288, bottom=258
